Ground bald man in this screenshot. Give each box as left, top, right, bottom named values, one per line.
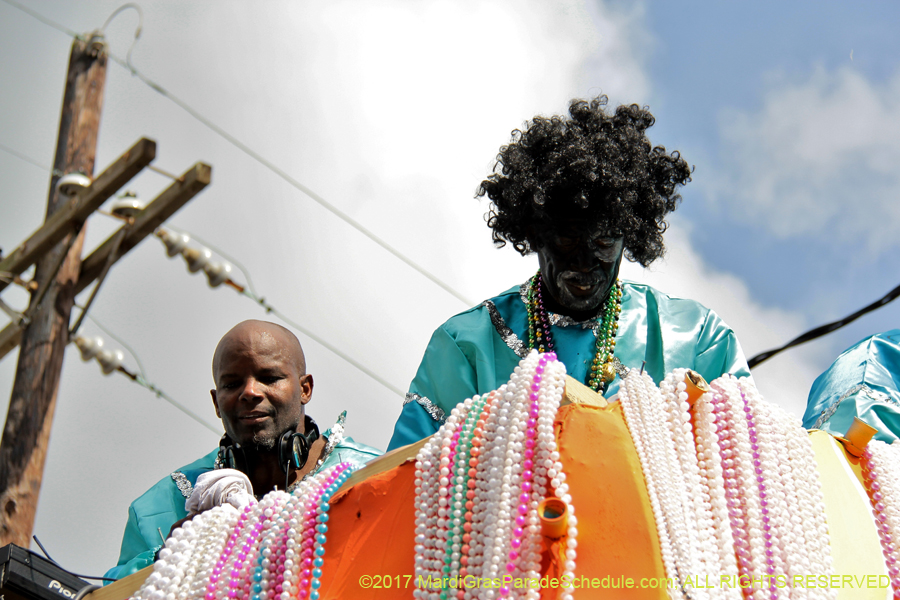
left=105, top=320, right=381, bottom=579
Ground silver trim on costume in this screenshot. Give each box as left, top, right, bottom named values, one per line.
left=550, top=314, right=600, bottom=332
left=171, top=471, right=193, bottom=499
left=517, top=281, right=599, bottom=334
left=518, top=281, right=529, bottom=303
left=404, top=392, right=446, bottom=423
left=812, top=383, right=900, bottom=430
left=484, top=300, right=527, bottom=358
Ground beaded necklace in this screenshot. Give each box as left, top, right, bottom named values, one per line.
left=620, top=369, right=838, bottom=600
left=134, top=364, right=893, bottom=600
left=525, top=271, right=621, bottom=393
left=859, top=440, right=900, bottom=596
left=414, top=351, right=576, bottom=600
left=134, top=462, right=355, bottom=600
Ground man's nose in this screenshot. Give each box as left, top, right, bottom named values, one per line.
left=569, top=249, right=596, bottom=271
left=239, top=378, right=264, bottom=400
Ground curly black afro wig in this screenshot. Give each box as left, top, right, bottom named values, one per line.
left=477, top=96, right=691, bottom=267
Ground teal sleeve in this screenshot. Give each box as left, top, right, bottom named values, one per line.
left=693, top=310, right=751, bottom=383
left=105, top=449, right=219, bottom=581
left=103, top=504, right=158, bottom=582
left=387, top=326, right=477, bottom=451
left=412, top=325, right=481, bottom=411
left=320, top=435, right=383, bottom=470
left=104, top=480, right=188, bottom=581
left=388, top=401, right=441, bottom=451
left=103, top=550, right=156, bottom=581
left=803, top=331, right=900, bottom=442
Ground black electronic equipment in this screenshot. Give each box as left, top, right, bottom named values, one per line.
left=0, top=544, right=90, bottom=600
left=277, top=420, right=320, bottom=474
left=219, top=416, right=321, bottom=475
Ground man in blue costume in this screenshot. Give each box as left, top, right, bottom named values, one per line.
left=388, top=97, right=750, bottom=450
left=106, top=320, right=381, bottom=579
left=804, top=330, right=900, bottom=443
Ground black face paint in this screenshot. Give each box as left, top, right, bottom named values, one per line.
left=535, top=225, right=625, bottom=318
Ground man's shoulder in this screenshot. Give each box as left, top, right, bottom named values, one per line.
left=436, top=284, right=523, bottom=330
left=129, top=448, right=220, bottom=511
left=813, top=329, right=900, bottom=391
left=336, top=435, right=382, bottom=460
left=318, top=434, right=382, bottom=473
left=621, top=280, right=714, bottom=315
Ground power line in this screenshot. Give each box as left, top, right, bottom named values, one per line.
left=0, top=138, right=403, bottom=399
left=243, top=290, right=405, bottom=397
left=163, top=224, right=259, bottom=299
left=0, top=171, right=219, bottom=435
left=0, top=141, right=62, bottom=176
left=75, top=305, right=147, bottom=379
left=104, top=49, right=473, bottom=307
left=72, top=325, right=220, bottom=435
left=5, top=0, right=445, bottom=399
left=10, top=0, right=900, bottom=391
left=0, top=0, right=80, bottom=39
left=2, top=0, right=473, bottom=307
left=748, top=281, right=900, bottom=369
left=130, top=373, right=220, bottom=436
left=155, top=227, right=406, bottom=397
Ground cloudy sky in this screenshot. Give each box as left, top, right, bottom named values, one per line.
left=1, top=0, right=898, bottom=576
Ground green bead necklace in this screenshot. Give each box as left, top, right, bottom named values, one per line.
left=526, top=271, right=622, bottom=392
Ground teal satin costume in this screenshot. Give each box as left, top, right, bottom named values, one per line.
left=388, top=280, right=750, bottom=450
left=803, top=330, right=900, bottom=443
left=105, top=430, right=381, bottom=580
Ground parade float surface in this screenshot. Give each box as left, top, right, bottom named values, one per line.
left=93, top=354, right=897, bottom=600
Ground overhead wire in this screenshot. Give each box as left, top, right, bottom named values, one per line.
left=29, top=0, right=900, bottom=375
left=0, top=0, right=431, bottom=399
left=156, top=225, right=405, bottom=397
left=129, top=373, right=220, bottom=436
left=75, top=304, right=146, bottom=379
left=99, top=2, right=142, bottom=68
left=163, top=225, right=259, bottom=299
left=0, top=141, right=62, bottom=176
left=0, top=0, right=81, bottom=39
left=0, top=134, right=400, bottom=402
left=2, top=0, right=471, bottom=388
left=9, top=0, right=900, bottom=392
left=1, top=1, right=470, bottom=308
left=70, top=0, right=473, bottom=308
left=748, top=281, right=900, bottom=369
left=6, top=0, right=900, bottom=380
left=105, top=49, right=473, bottom=306
left=243, top=290, right=405, bottom=397
left=71, top=308, right=220, bottom=435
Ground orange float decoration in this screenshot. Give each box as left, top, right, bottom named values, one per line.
left=97, top=354, right=896, bottom=600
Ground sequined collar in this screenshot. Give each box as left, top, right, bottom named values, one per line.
left=289, top=411, right=346, bottom=492
left=518, top=281, right=603, bottom=331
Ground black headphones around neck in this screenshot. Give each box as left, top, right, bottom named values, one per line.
left=218, top=416, right=321, bottom=476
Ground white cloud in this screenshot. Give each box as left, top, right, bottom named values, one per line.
left=621, top=219, right=826, bottom=416
left=0, top=0, right=832, bottom=577
left=711, top=66, right=900, bottom=251
left=0, top=0, right=653, bottom=574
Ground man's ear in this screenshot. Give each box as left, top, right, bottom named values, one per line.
left=211, top=389, right=221, bottom=418
left=300, top=374, right=314, bottom=405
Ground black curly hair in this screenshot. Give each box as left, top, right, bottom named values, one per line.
left=477, top=96, right=691, bottom=267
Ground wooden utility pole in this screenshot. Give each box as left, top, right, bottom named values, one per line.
left=0, top=37, right=106, bottom=544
